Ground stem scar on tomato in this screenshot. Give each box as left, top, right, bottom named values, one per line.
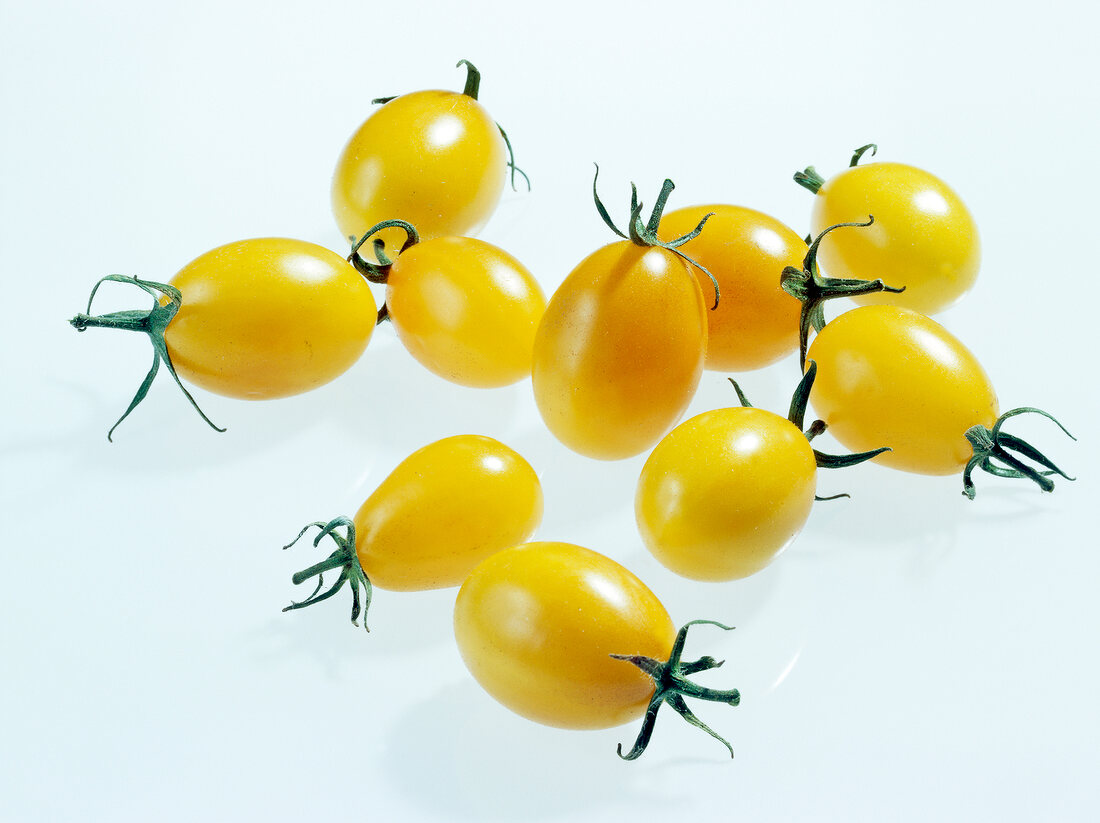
left=611, top=620, right=741, bottom=760
left=780, top=219, right=905, bottom=369
left=69, top=275, right=225, bottom=441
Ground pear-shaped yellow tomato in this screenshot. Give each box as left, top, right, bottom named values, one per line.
left=284, top=435, right=543, bottom=627
left=636, top=407, right=817, bottom=581
left=807, top=305, right=997, bottom=476
left=352, top=435, right=543, bottom=589
left=659, top=205, right=804, bottom=371
left=532, top=244, right=707, bottom=460
left=332, top=63, right=508, bottom=252
left=166, top=238, right=376, bottom=399
left=385, top=237, right=545, bottom=387
left=804, top=159, right=980, bottom=315
left=454, top=541, right=675, bottom=729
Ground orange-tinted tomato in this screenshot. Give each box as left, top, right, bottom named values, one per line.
left=660, top=205, right=804, bottom=371
left=636, top=407, right=817, bottom=581
left=807, top=305, right=997, bottom=475
left=332, top=90, right=506, bottom=252
left=809, top=161, right=980, bottom=315
left=385, top=237, right=545, bottom=387
left=352, top=435, right=543, bottom=590
left=453, top=541, right=676, bottom=729
left=532, top=243, right=707, bottom=460
left=166, top=238, right=376, bottom=399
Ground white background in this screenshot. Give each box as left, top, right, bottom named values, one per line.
left=2, top=1, right=1098, bottom=820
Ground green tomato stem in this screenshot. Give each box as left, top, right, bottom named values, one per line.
left=590, top=165, right=720, bottom=309
left=611, top=620, right=740, bottom=761
left=282, top=516, right=373, bottom=631
left=962, top=408, right=1076, bottom=499
left=347, top=219, right=420, bottom=282
left=780, top=218, right=906, bottom=370
left=457, top=59, right=481, bottom=99
left=850, top=143, right=878, bottom=167
left=729, top=362, right=891, bottom=478
left=68, top=275, right=225, bottom=441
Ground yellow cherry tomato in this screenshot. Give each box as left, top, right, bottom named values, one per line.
left=805, top=157, right=980, bottom=315
left=533, top=243, right=707, bottom=460
left=454, top=541, right=742, bottom=759
left=71, top=238, right=377, bottom=438
left=806, top=305, right=996, bottom=476
left=284, top=435, right=544, bottom=627
left=384, top=237, right=545, bottom=388
left=332, top=63, right=508, bottom=252
left=166, top=238, right=376, bottom=399
left=636, top=407, right=817, bottom=581
left=352, top=435, right=542, bottom=590
left=659, top=205, right=804, bottom=371
left=454, top=541, right=674, bottom=729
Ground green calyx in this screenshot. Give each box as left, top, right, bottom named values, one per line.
left=611, top=620, right=741, bottom=760
left=347, top=219, right=421, bottom=325
left=282, top=516, right=373, bottom=631
left=962, top=408, right=1076, bottom=499
left=780, top=218, right=905, bottom=369
left=68, top=275, right=225, bottom=441
left=793, top=142, right=878, bottom=194
left=591, top=165, right=720, bottom=310
left=729, top=360, right=890, bottom=498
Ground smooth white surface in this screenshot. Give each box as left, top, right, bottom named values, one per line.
left=2, top=1, right=1097, bottom=820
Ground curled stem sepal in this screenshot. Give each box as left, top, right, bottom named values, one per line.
left=282, top=516, right=373, bottom=631
left=781, top=218, right=906, bottom=370
left=962, top=408, right=1076, bottom=499
left=610, top=620, right=740, bottom=761
left=68, top=275, right=225, bottom=441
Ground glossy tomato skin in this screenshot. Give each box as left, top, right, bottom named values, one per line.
left=332, top=91, right=506, bottom=252
left=636, top=407, right=817, bottom=581
left=165, top=238, right=376, bottom=399
left=811, top=162, right=980, bottom=315
left=352, top=435, right=542, bottom=590
left=454, top=541, right=676, bottom=729
left=386, top=237, right=545, bottom=387
left=807, top=305, right=998, bottom=475
left=659, top=205, right=804, bottom=371
left=532, top=243, right=707, bottom=460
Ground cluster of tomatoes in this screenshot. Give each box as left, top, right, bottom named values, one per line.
left=70, top=61, right=1074, bottom=761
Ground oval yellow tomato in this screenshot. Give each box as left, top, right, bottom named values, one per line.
left=71, top=238, right=378, bottom=438
left=332, top=77, right=507, bottom=252
left=384, top=237, right=545, bottom=387
left=806, top=160, right=980, bottom=315
left=166, top=238, right=376, bottom=399
left=352, top=435, right=543, bottom=590
left=636, top=407, right=817, bottom=581
left=454, top=541, right=675, bottom=730
left=808, top=305, right=997, bottom=475
left=659, top=205, right=803, bottom=371
left=532, top=243, right=707, bottom=460
left=284, top=435, right=543, bottom=620
left=454, top=541, right=743, bottom=759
